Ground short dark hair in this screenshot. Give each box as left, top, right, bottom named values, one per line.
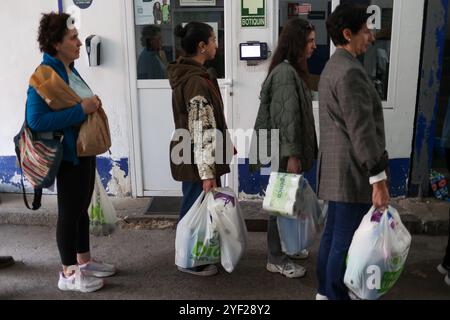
left=326, top=3, right=371, bottom=46
left=37, top=12, right=72, bottom=56
left=174, top=21, right=213, bottom=56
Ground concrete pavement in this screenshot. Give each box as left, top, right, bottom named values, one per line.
left=1, top=192, right=449, bottom=300
left=0, top=224, right=449, bottom=300
left=0, top=193, right=449, bottom=235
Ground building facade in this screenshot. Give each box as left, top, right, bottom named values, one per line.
left=0, top=0, right=448, bottom=199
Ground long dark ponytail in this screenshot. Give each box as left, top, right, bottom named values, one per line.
left=266, top=18, right=315, bottom=83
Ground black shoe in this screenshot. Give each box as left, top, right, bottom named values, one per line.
left=0, top=256, right=14, bottom=269
left=177, top=264, right=218, bottom=276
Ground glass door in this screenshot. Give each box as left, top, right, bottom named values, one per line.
left=128, top=0, right=232, bottom=196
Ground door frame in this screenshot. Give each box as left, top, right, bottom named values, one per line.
left=122, top=0, right=235, bottom=197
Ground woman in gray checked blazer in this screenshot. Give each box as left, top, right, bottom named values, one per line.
left=315, top=4, right=390, bottom=300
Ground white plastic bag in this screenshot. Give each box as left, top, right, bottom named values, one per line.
left=344, top=206, right=411, bottom=300
left=208, top=187, right=248, bottom=273
left=292, top=177, right=322, bottom=222
left=277, top=178, right=320, bottom=255
left=175, top=192, right=221, bottom=269
left=88, top=170, right=118, bottom=236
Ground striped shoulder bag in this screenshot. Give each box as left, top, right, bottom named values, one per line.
left=13, top=122, right=63, bottom=210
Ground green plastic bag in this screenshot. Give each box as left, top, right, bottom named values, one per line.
left=89, top=170, right=118, bottom=236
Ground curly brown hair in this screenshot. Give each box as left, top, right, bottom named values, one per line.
left=37, top=12, right=72, bottom=56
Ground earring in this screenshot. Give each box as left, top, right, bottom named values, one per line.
left=201, top=49, right=206, bottom=54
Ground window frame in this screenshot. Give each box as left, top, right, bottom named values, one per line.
left=274, top=0, right=401, bottom=110
left=133, top=0, right=232, bottom=89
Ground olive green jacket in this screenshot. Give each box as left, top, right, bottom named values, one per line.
left=252, top=61, right=318, bottom=172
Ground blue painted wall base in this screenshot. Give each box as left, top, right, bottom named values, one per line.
left=0, top=156, right=129, bottom=195
left=238, top=158, right=410, bottom=198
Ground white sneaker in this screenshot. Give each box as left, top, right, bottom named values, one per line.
left=445, top=274, right=450, bottom=286
left=79, top=260, right=116, bottom=278
left=288, top=249, right=310, bottom=260
left=266, top=261, right=306, bottom=278
left=437, top=264, right=449, bottom=275
left=315, top=293, right=328, bottom=300
left=58, top=268, right=104, bottom=293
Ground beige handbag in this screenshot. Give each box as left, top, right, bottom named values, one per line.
left=77, top=107, right=112, bottom=157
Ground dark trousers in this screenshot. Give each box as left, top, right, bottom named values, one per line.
left=267, top=215, right=289, bottom=265
left=179, top=179, right=222, bottom=220
left=179, top=181, right=203, bottom=221
left=56, top=157, right=96, bottom=266
left=316, top=201, right=371, bottom=300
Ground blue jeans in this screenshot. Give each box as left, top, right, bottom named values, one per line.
left=316, top=201, right=371, bottom=300
left=179, top=181, right=203, bottom=221
left=179, top=179, right=221, bottom=220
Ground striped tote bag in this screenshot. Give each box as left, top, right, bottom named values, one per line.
left=13, top=124, right=63, bottom=209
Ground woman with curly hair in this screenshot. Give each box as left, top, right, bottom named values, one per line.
left=27, top=12, right=116, bottom=292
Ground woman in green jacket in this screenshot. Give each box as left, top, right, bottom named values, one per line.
left=254, top=17, right=318, bottom=278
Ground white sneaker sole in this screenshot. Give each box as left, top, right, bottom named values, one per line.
left=266, top=263, right=306, bottom=279
left=437, top=264, right=449, bottom=275
left=81, top=270, right=116, bottom=278
left=315, top=293, right=328, bottom=300
left=58, top=280, right=104, bottom=293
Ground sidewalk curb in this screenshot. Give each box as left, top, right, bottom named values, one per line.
left=0, top=212, right=447, bottom=235
left=0, top=196, right=448, bottom=235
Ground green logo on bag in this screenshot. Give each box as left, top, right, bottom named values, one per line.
left=270, top=174, right=291, bottom=209
left=89, top=194, right=106, bottom=224
left=379, top=267, right=404, bottom=294
left=192, top=241, right=220, bottom=260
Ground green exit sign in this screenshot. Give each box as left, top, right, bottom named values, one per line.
left=241, top=0, right=266, bottom=28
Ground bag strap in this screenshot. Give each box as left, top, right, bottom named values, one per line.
left=17, top=103, right=43, bottom=210
left=16, top=143, right=42, bottom=210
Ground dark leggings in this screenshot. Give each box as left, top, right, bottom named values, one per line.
left=56, top=157, right=96, bottom=266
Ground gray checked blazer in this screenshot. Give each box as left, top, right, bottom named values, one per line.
left=317, top=48, right=389, bottom=203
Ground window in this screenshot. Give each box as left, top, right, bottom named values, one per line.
left=279, top=0, right=332, bottom=100
left=278, top=0, right=394, bottom=101
left=133, top=0, right=225, bottom=80
left=361, top=0, right=393, bottom=101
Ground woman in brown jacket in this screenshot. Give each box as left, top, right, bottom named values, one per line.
left=167, top=22, right=233, bottom=276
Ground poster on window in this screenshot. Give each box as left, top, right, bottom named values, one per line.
left=288, top=3, right=312, bottom=18
left=134, top=0, right=171, bottom=25
left=180, top=0, right=216, bottom=6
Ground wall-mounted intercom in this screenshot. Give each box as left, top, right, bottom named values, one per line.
left=239, top=41, right=269, bottom=60
left=85, top=35, right=101, bottom=67
left=239, top=41, right=269, bottom=66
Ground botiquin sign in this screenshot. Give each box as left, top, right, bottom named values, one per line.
left=241, top=0, right=266, bottom=28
